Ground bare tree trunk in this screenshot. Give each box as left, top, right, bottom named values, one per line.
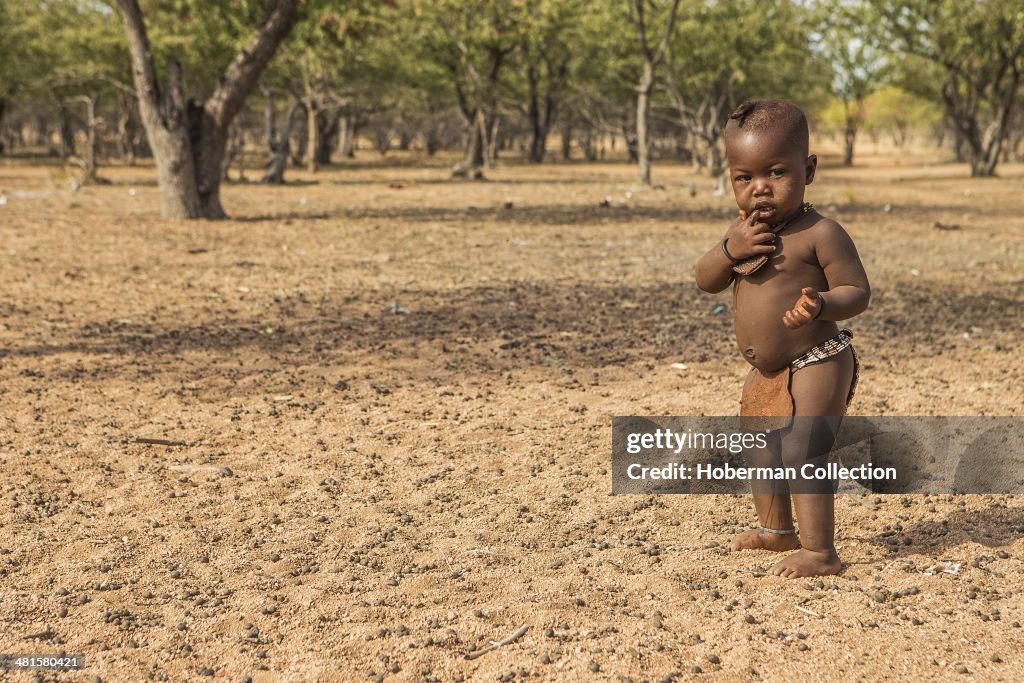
left=0, top=98, right=6, bottom=155
left=375, top=126, right=391, bottom=154
left=305, top=97, right=319, bottom=173
left=843, top=120, right=856, bottom=166
left=951, top=123, right=967, bottom=162
left=223, top=122, right=245, bottom=181
left=636, top=61, right=653, bottom=184
left=527, top=64, right=545, bottom=163
left=842, top=98, right=858, bottom=167
left=315, top=110, right=340, bottom=165
left=425, top=122, right=441, bottom=156
left=629, top=0, right=681, bottom=186
left=706, top=139, right=725, bottom=177
left=581, top=129, right=597, bottom=161
left=337, top=112, right=355, bottom=158
left=452, top=109, right=486, bottom=178
left=622, top=120, right=638, bottom=162
left=291, top=105, right=308, bottom=166
left=66, top=95, right=99, bottom=182
left=263, top=99, right=300, bottom=184
left=57, top=102, right=75, bottom=159
left=397, top=120, right=413, bottom=151
left=485, top=114, right=499, bottom=168
left=561, top=121, right=572, bottom=160
left=261, top=85, right=275, bottom=152
left=116, top=0, right=298, bottom=218
left=942, top=74, right=1019, bottom=177
left=1009, top=128, right=1024, bottom=162
left=117, top=93, right=138, bottom=165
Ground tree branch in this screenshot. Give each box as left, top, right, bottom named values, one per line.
left=206, top=0, right=300, bottom=128
left=650, top=0, right=682, bottom=68
left=115, top=0, right=161, bottom=125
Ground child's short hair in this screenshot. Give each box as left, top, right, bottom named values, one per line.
left=726, top=99, right=809, bottom=156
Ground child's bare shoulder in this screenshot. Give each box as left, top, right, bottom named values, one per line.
left=808, top=212, right=849, bottom=237
left=806, top=213, right=861, bottom=259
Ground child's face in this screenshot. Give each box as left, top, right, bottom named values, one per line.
left=726, top=130, right=816, bottom=224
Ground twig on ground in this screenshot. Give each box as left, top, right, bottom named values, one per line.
left=136, top=437, right=188, bottom=446
left=795, top=605, right=823, bottom=618
left=465, top=624, right=529, bottom=660
left=439, top=548, right=455, bottom=573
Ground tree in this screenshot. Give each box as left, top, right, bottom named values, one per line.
left=861, top=85, right=941, bottom=148
left=116, top=0, right=299, bottom=218
left=263, top=1, right=388, bottom=174
left=813, top=2, right=888, bottom=166
left=559, top=1, right=635, bottom=162
left=412, top=0, right=519, bottom=179
left=870, top=0, right=1024, bottom=176
left=628, top=0, right=680, bottom=185
left=0, top=3, right=51, bottom=153
left=514, top=0, right=587, bottom=163
left=663, top=0, right=821, bottom=188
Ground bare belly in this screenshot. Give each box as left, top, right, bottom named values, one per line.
left=733, top=277, right=839, bottom=372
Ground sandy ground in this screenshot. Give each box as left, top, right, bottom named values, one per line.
left=0, top=150, right=1022, bottom=682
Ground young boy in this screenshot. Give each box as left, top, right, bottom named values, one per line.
left=694, top=99, right=870, bottom=578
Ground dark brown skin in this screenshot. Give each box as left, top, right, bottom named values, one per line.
left=695, top=124, right=870, bottom=578
left=695, top=129, right=870, bottom=372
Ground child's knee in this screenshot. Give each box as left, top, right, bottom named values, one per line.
left=780, top=417, right=841, bottom=469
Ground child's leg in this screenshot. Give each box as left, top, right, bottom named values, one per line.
left=770, top=347, right=855, bottom=578
left=731, top=431, right=799, bottom=552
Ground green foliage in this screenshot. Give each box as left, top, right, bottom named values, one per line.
left=1, top=2, right=126, bottom=100
left=862, top=85, right=942, bottom=140
left=3, top=0, right=1017, bottom=167
left=665, top=0, right=825, bottom=117
left=407, top=0, right=521, bottom=113
left=868, top=0, right=1024, bottom=172
left=266, top=0, right=393, bottom=97
left=809, top=1, right=889, bottom=106
left=138, top=0, right=288, bottom=98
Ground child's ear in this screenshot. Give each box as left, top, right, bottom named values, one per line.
left=805, top=154, right=817, bottom=185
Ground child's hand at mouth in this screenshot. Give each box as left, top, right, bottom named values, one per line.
left=723, top=209, right=776, bottom=261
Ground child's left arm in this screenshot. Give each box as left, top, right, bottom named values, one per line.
left=783, top=220, right=870, bottom=329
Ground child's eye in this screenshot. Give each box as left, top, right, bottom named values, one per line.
left=769, top=168, right=786, bottom=178
left=735, top=174, right=751, bottom=183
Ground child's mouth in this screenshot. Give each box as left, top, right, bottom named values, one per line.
left=754, top=205, right=776, bottom=218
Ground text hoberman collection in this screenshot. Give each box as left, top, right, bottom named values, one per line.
left=626, top=462, right=897, bottom=482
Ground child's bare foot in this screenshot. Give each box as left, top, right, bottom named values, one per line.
left=770, top=548, right=841, bottom=578
left=730, top=529, right=800, bottom=552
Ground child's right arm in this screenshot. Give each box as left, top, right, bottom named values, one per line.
left=694, top=210, right=776, bottom=293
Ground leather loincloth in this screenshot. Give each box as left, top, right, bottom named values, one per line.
left=740, top=330, right=859, bottom=431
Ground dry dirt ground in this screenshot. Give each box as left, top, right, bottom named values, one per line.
left=0, top=150, right=1022, bottom=682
